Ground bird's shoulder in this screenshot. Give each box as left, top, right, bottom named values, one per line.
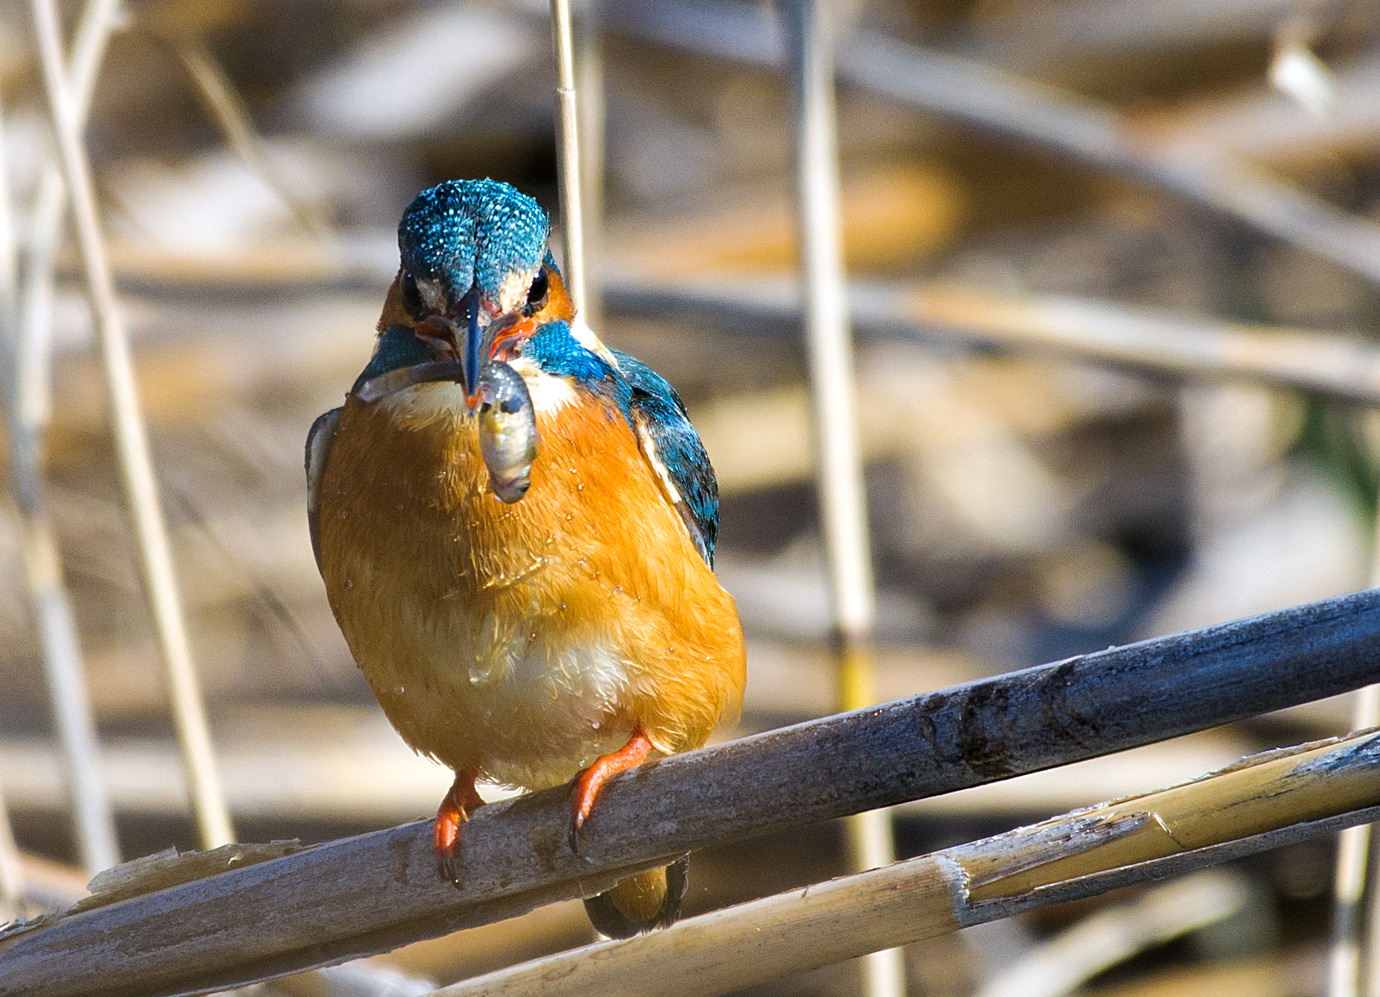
left=521, top=324, right=719, bottom=564
left=608, top=348, right=720, bottom=566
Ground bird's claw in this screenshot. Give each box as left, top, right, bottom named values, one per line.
left=436, top=846, right=462, bottom=887
left=567, top=812, right=593, bottom=861
left=433, top=770, right=483, bottom=890
left=567, top=730, right=655, bottom=861
left=434, top=807, right=464, bottom=888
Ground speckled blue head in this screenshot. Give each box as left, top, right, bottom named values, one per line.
left=398, top=179, right=549, bottom=312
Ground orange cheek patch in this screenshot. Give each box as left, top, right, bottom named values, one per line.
left=533, top=268, right=576, bottom=324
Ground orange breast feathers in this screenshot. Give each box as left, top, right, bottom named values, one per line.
left=315, top=381, right=746, bottom=790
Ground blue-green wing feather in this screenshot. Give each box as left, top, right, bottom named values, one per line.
left=612, top=350, right=719, bottom=566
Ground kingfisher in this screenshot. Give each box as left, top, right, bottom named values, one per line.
left=306, top=179, right=746, bottom=937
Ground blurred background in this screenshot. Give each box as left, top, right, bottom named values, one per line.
left=4, top=0, right=1380, bottom=994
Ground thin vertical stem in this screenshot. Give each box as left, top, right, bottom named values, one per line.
left=18, top=0, right=120, bottom=431
left=19, top=522, right=118, bottom=872
left=574, top=0, right=604, bottom=329
left=1333, top=699, right=1376, bottom=997
left=786, top=4, right=874, bottom=636
left=64, top=0, right=119, bottom=125
left=1366, top=825, right=1380, bottom=997
left=551, top=0, right=587, bottom=317
left=784, top=2, right=903, bottom=996
left=0, top=95, right=35, bottom=905
left=1329, top=500, right=1380, bottom=997
left=30, top=0, right=235, bottom=850
left=19, top=174, right=63, bottom=429
left=0, top=39, right=119, bottom=876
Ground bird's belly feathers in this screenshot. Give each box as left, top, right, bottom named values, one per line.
left=363, top=595, right=639, bottom=789
left=316, top=382, right=745, bottom=790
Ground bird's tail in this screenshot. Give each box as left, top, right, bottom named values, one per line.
left=583, top=854, right=690, bottom=939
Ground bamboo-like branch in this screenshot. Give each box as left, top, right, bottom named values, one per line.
left=4, top=589, right=1380, bottom=997
left=431, top=730, right=1380, bottom=997
left=785, top=3, right=900, bottom=994
left=608, top=0, right=1380, bottom=284
left=29, top=0, right=234, bottom=851
left=605, top=276, right=1380, bottom=403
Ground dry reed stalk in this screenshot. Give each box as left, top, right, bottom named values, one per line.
left=4, top=589, right=1380, bottom=996
left=609, top=275, right=1380, bottom=404
left=785, top=1, right=901, bottom=994
left=433, top=730, right=1380, bottom=997
left=0, top=15, right=119, bottom=875
left=550, top=0, right=587, bottom=315
left=29, top=0, right=234, bottom=851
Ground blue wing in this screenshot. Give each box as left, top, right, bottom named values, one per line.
left=612, top=350, right=720, bottom=566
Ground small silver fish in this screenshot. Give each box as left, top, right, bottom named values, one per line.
left=477, top=360, right=538, bottom=503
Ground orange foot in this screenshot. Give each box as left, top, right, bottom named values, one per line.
left=435, top=769, right=485, bottom=886
left=569, top=729, right=654, bottom=854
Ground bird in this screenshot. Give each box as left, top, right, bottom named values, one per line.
left=306, top=178, right=746, bottom=938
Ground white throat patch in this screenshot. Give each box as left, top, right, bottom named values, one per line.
left=374, top=380, right=470, bottom=423
left=506, top=355, right=577, bottom=414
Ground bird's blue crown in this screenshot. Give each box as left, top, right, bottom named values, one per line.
left=398, top=179, right=550, bottom=305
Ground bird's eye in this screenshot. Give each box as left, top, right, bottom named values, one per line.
left=526, top=270, right=549, bottom=308
left=400, top=272, right=423, bottom=314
